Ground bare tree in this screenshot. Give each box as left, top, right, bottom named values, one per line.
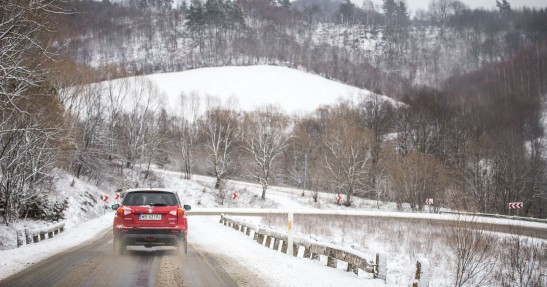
left=200, top=107, right=241, bottom=189
left=0, top=0, right=67, bottom=224
left=503, top=233, right=545, bottom=287
left=323, top=114, right=372, bottom=206
left=245, top=106, right=291, bottom=200
left=449, top=218, right=498, bottom=287
left=177, top=92, right=201, bottom=179
left=389, top=150, right=446, bottom=210
left=117, top=78, right=163, bottom=181
left=359, top=94, right=394, bottom=206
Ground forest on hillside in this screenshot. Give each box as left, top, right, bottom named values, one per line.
left=1, top=0, right=546, bottom=224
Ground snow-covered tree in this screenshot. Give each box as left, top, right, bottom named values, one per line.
left=201, top=107, right=241, bottom=189
left=245, top=106, right=291, bottom=200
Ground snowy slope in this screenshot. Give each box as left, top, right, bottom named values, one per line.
left=98, top=65, right=398, bottom=116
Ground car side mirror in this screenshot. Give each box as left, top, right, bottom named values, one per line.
left=111, top=204, right=120, bottom=210
left=183, top=204, right=191, bottom=211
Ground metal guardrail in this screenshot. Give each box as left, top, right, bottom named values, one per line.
left=220, top=214, right=387, bottom=281
left=16, top=222, right=65, bottom=247
left=439, top=210, right=547, bottom=224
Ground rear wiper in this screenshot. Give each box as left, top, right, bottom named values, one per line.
left=149, top=203, right=167, bottom=206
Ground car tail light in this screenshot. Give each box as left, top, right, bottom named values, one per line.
left=169, top=209, right=184, bottom=216
left=117, top=208, right=131, bottom=217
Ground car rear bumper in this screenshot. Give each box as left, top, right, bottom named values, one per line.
left=115, top=228, right=186, bottom=247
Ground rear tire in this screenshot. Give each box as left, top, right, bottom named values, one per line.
left=113, top=237, right=125, bottom=256
left=178, top=236, right=187, bottom=255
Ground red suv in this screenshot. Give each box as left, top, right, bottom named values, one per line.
left=111, top=188, right=191, bottom=255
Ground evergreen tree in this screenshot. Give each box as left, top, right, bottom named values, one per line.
left=496, top=0, right=511, bottom=14
left=338, top=0, right=355, bottom=24
left=278, top=0, right=291, bottom=9
left=395, top=0, right=409, bottom=28
left=382, top=0, right=397, bottom=19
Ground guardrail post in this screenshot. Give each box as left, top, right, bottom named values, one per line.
left=25, top=228, right=32, bottom=244
left=219, top=214, right=224, bottom=223
left=265, top=236, right=272, bottom=248
left=412, top=258, right=430, bottom=287
left=33, top=233, right=40, bottom=243
left=40, top=232, right=46, bottom=241
left=48, top=231, right=54, bottom=238
left=245, top=227, right=252, bottom=236
left=16, top=230, right=24, bottom=247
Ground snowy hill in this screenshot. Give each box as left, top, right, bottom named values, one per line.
left=99, top=65, right=397, bottom=116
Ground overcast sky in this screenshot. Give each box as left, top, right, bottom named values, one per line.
left=402, top=0, right=547, bottom=13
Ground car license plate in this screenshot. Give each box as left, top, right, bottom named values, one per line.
left=139, top=214, right=162, bottom=220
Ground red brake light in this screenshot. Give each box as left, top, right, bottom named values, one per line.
left=116, top=208, right=123, bottom=217
left=178, top=208, right=184, bottom=215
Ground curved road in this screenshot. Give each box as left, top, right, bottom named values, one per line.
left=0, top=228, right=268, bottom=287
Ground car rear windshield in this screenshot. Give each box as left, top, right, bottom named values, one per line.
left=123, top=191, right=179, bottom=206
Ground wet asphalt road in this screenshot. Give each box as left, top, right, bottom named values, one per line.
left=0, top=228, right=255, bottom=287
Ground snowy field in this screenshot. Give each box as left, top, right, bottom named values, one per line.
left=0, top=168, right=546, bottom=286
left=84, top=65, right=398, bottom=117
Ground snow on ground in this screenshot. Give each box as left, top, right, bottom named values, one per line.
left=190, top=215, right=384, bottom=287
left=0, top=213, right=113, bottom=280
left=93, top=65, right=398, bottom=116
